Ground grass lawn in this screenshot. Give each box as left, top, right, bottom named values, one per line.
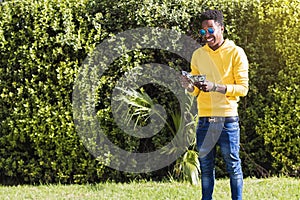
left=0, top=177, right=299, bottom=200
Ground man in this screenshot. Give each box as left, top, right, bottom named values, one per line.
left=180, top=10, right=249, bottom=200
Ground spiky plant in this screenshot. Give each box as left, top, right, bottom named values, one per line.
left=115, top=87, right=200, bottom=185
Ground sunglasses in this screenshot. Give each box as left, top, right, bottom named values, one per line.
left=199, top=27, right=215, bottom=36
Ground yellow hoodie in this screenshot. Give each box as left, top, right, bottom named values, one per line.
left=190, top=39, right=249, bottom=117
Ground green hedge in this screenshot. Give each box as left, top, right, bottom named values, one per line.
left=0, top=0, right=106, bottom=184
left=255, top=0, right=300, bottom=176
left=0, top=0, right=299, bottom=184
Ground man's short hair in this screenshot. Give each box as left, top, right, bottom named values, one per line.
left=199, top=9, right=224, bottom=26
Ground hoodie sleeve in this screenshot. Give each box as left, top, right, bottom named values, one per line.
left=188, top=51, right=201, bottom=97
left=225, top=47, right=249, bottom=97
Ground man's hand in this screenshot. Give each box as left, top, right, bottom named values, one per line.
left=195, top=80, right=227, bottom=94
left=180, top=75, right=194, bottom=92
left=195, top=80, right=215, bottom=92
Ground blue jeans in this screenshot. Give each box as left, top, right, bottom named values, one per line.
left=196, top=117, right=243, bottom=200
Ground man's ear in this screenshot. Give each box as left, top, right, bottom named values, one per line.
left=221, top=26, right=225, bottom=33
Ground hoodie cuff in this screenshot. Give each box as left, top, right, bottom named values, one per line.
left=225, top=84, right=234, bottom=96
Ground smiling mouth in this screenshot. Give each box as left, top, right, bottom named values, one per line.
left=206, top=37, right=214, bottom=43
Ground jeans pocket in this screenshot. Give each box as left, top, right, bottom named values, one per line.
left=223, top=121, right=240, bottom=131
left=197, top=118, right=206, bottom=130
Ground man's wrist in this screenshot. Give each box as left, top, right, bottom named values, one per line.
left=215, top=84, right=227, bottom=94
left=211, top=83, right=217, bottom=92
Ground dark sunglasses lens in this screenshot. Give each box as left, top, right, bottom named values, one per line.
left=208, top=28, right=214, bottom=34
left=199, top=29, right=206, bottom=36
